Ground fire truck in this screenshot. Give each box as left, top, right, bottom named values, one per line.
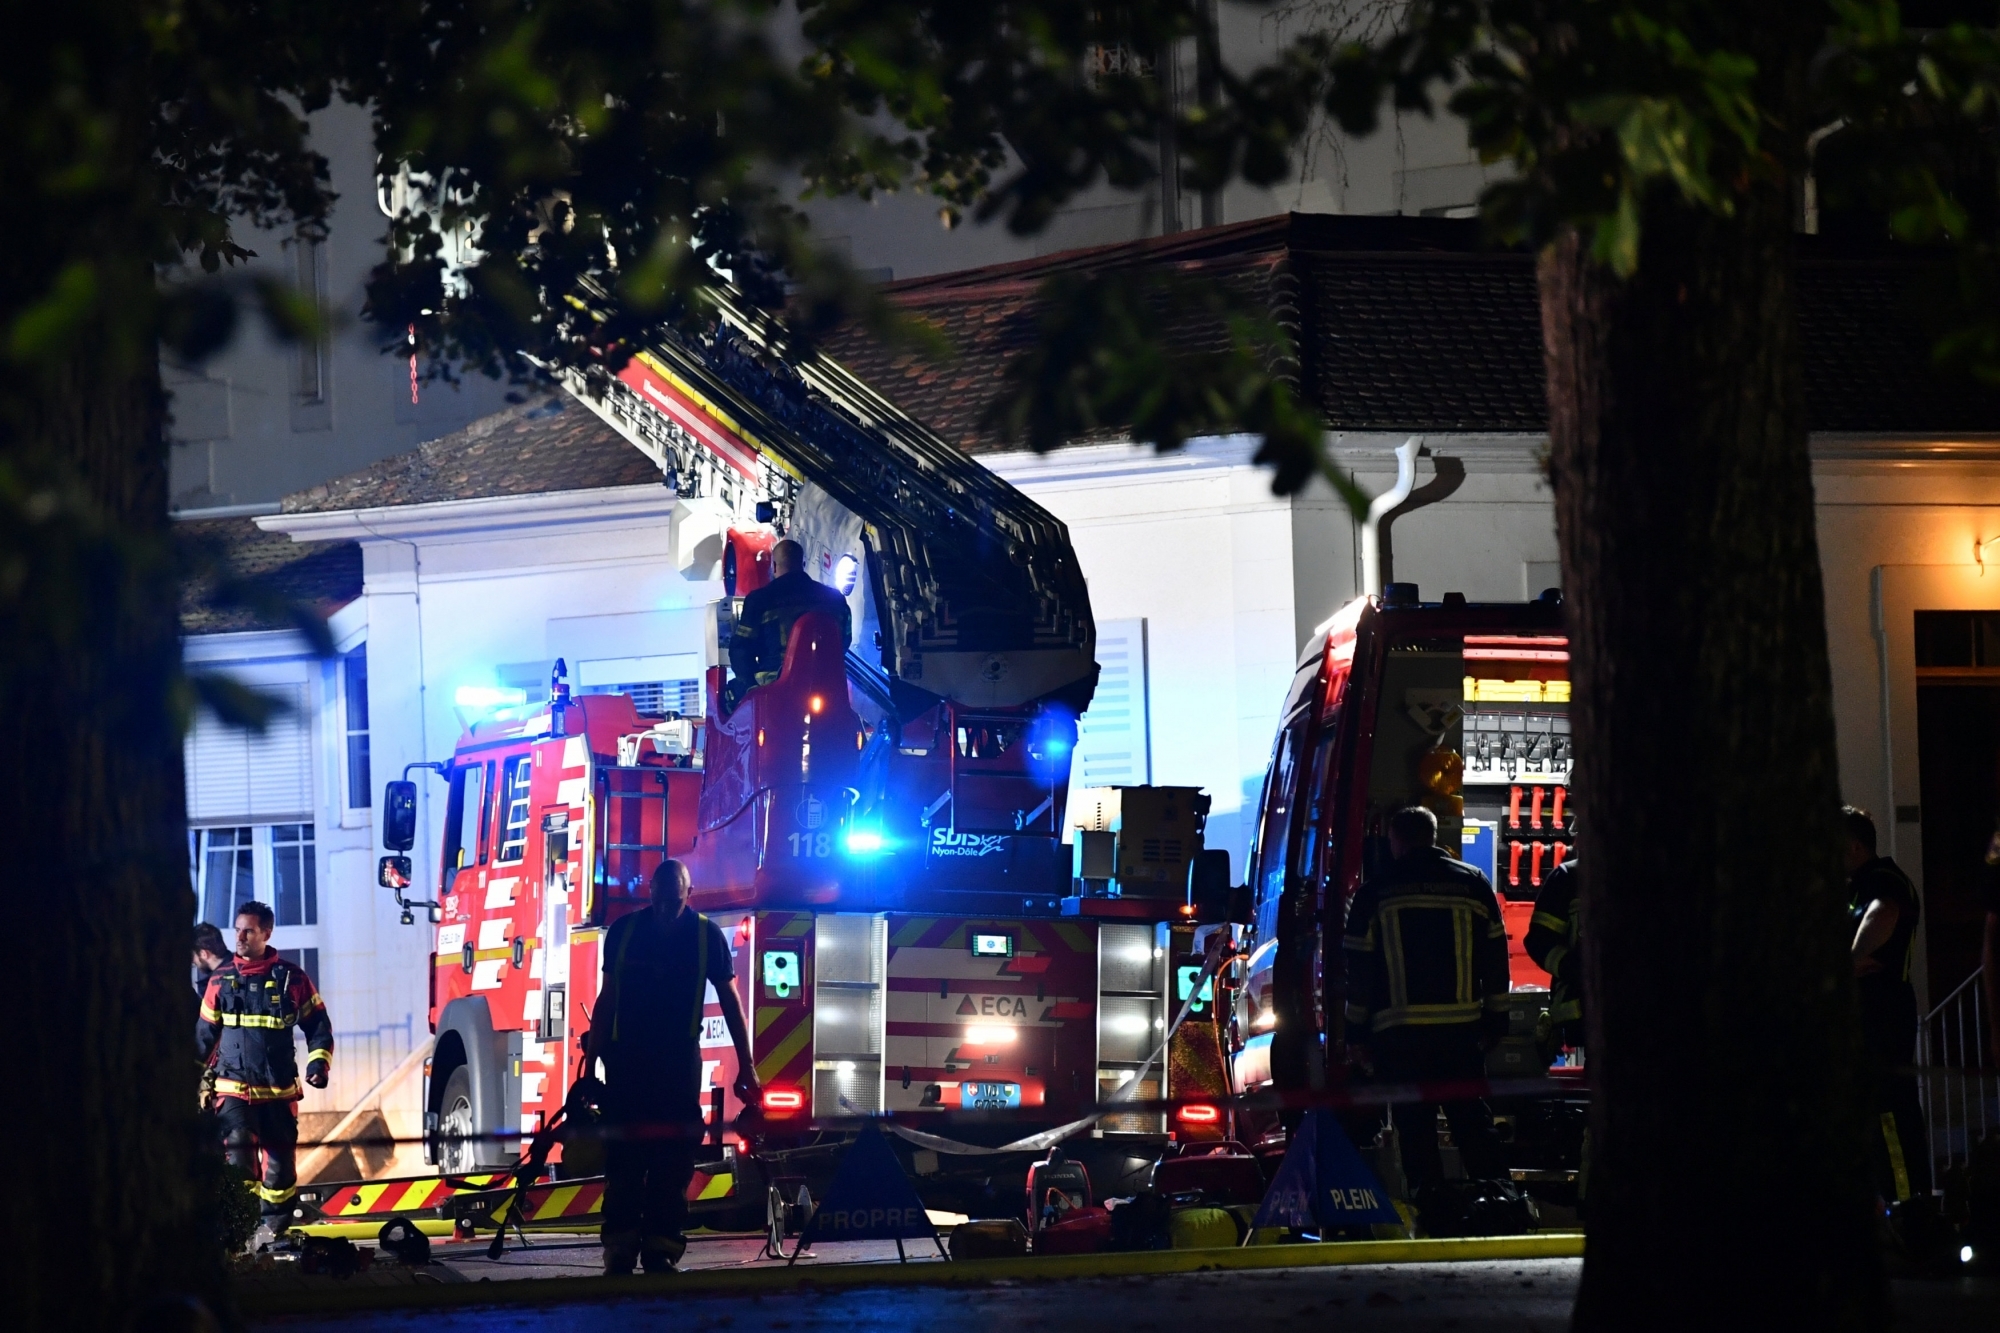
left=1227, top=584, right=1586, bottom=1181
left=373, top=293, right=1230, bottom=1224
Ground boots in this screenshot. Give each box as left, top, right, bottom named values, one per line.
left=602, top=1230, right=641, bottom=1276
left=640, top=1233, right=687, bottom=1274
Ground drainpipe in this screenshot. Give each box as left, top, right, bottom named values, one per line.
left=1377, top=451, right=1468, bottom=590
left=1360, top=437, right=1420, bottom=596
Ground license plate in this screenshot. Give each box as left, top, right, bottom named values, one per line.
left=961, top=1081, right=1021, bottom=1110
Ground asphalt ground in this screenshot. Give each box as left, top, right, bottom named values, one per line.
left=242, top=1233, right=2000, bottom=1332
left=248, top=1257, right=2000, bottom=1333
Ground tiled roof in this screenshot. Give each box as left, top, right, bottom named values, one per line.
left=821, top=213, right=2000, bottom=445
left=282, top=395, right=659, bottom=514
left=177, top=517, right=362, bottom=636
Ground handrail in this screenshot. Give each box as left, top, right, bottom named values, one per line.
left=1917, top=963, right=1992, bottom=1177
left=1922, top=962, right=1986, bottom=1024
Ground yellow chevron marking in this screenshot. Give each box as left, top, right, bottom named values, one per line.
left=756, top=1018, right=814, bottom=1083
left=344, top=1183, right=394, bottom=1214
left=776, top=916, right=811, bottom=937
left=890, top=918, right=934, bottom=947
left=1014, top=922, right=1044, bottom=953
left=531, top=1185, right=582, bottom=1221
left=391, top=1180, right=439, bottom=1212
left=941, top=923, right=967, bottom=949
left=755, top=1005, right=789, bottom=1038
left=697, top=1173, right=735, bottom=1201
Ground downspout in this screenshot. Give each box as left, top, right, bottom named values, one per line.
left=1360, top=437, right=1420, bottom=597
left=1377, top=451, right=1468, bottom=590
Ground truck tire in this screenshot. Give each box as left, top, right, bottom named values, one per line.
left=436, top=1065, right=478, bottom=1177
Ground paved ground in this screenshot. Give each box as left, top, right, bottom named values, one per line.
left=252, top=1245, right=2000, bottom=1333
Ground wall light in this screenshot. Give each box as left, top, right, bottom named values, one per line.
left=1978, top=535, right=2000, bottom=574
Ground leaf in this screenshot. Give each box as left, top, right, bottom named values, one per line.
left=6, top=262, right=99, bottom=361
left=187, top=672, right=291, bottom=735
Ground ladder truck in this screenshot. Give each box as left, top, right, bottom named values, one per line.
left=353, top=293, right=1233, bottom=1234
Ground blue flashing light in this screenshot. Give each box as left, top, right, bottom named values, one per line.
left=844, top=829, right=886, bottom=855
left=833, top=553, right=861, bottom=596
left=455, top=685, right=528, bottom=709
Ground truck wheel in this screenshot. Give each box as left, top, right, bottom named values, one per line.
left=436, top=1065, right=478, bottom=1175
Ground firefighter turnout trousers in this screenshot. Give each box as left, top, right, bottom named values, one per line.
left=1373, top=1028, right=1508, bottom=1189
left=601, top=1125, right=699, bottom=1268
left=217, top=1097, right=300, bottom=1226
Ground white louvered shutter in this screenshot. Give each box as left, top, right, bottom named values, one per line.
left=1074, top=618, right=1150, bottom=787
left=184, top=680, right=312, bottom=822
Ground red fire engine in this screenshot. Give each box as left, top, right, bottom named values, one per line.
left=370, top=295, right=1231, bottom=1226
left=1226, top=584, right=1586, bottom=1181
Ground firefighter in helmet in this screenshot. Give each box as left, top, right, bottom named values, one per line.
left=1343, top=806, right=1510, bottom=1208
left=587, top=859, right=759, bottom=1275
left=725, top=538, right=850, bottom=709
left=195, top=901, right=332, bottom=1241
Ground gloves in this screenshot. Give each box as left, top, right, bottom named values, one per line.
left=305, top=1059, right=330, bottom=1089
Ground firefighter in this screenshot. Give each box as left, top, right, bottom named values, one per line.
left=192, top=923, right=233, bottom=1113
left=1843, top=805, right=1930, bottom=1203
left=725, top=538, right=851, bottom=708
left=1343, top=805, right=1510, bottom=1197
left=587, top=859, right=759, bottom=1275
left=192, top=922, right=231, bottom=993
left=1524, top=858, right=1581, bottom=1055
left=195, top=901, right=332, bottom=1240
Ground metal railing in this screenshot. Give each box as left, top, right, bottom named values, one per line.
left=1918, top=964, right=1996, bottom=1174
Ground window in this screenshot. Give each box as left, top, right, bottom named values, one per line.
left=198, top=827, right=255, bottom=928
left=1915, top=611, right=2000, bottom=668
left=192, top=824, right=315, bottom=928
left=443, top=762, right=490, bottom=872
left=296, top=234, right=326, bottom=402
left=342, top=647, right=371, bottom=809
left=579, top=678, right=703, bottom=717
left=1075, top=618, right=1150, bottom=786
left=271, top=823, right=317, bottom=927
left=496, top=756, right=532, bottom=863
left=277, top=947, right=322, bottom=983
left=290, top=231, right=332, bottom=431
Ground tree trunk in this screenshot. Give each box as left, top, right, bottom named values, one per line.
left=1543, top=182, right=1884, bottom=1329
left=0, top=310, right=230, bottom=1327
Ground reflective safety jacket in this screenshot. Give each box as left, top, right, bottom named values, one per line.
left=1343, top=846, right=1511, bottom=1039
left=1524, top=860, right=1583, bottom=1027
left=729, top=570, right=851, bottom=687
left=196, top=948, right=332, bottom=1102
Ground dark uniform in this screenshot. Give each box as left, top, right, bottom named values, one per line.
left=1849, top=854, right=1929, bottom=1202
left=1343, top=845, right=1511, bottom=1188
left=727, top=569, right=851, bottom=702
left=195, top=948, right=332, bottom=1227
left=1523, top=860, right=1583, bottom=1051
left=596, top=905, right=736, bottom=1269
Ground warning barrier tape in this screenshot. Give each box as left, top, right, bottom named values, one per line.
left=272, top=1068, right=1593, bottom=1158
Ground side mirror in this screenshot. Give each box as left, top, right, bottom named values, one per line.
left=1188, top=849, right=1250, bottom=924
left=383, top=780, right=418, bottom=851
left=378, top=855, right=413, bottom=890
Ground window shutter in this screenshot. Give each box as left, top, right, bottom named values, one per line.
left=1075, top=618, right=1150, bottom=787
left=184, top=682, right=313, bottom=822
